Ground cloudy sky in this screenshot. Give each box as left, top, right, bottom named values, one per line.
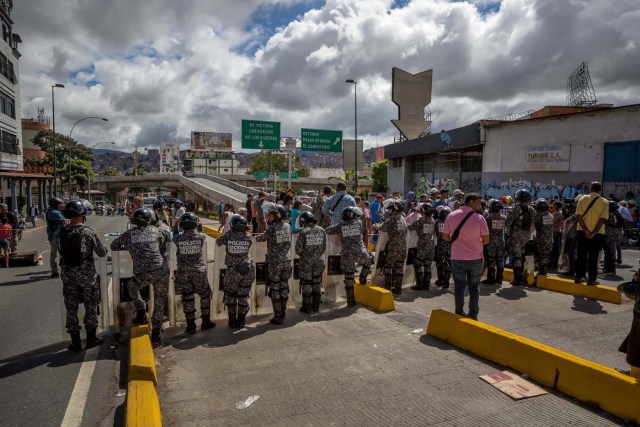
left=14, top=0, right=640, bottom=152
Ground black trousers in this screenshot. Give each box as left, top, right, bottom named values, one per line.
left=575, top=231, right=604, bottom=281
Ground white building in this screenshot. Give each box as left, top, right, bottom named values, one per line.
left=160, top=142, right=180, bottom=173
left=0, top=0, right=21, bottom=172
left=180, top=149, right=239, bottom=175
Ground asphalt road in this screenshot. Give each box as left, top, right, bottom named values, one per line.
left=0, top=214, right=130, bottom=427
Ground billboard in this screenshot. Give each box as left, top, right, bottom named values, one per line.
left=191, top=131, right=232, bottom=151
left=343, top=139, right=364, bottom=171
left=526, top=145, right=570, bottom=172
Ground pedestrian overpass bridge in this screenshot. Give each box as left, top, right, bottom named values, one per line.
left=93, top=174, right=252, bottom=207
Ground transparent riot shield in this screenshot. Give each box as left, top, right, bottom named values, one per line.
left=371, top=231, right=387, bottom=287
left=290, top=233, right=301, bottom=307
left=404, top=230, right=418, bottom=285
left=251, top=240, right=274, bottom=316
left=324, top=234, right=346, bottom=303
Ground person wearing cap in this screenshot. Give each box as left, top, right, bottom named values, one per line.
left=448, top=189, right=464, bottom=210
left=53, top=200, right=108, bottom=352
left=172, top=199, right=186, bottom=233
left=618, top=273, right=640, bottom=379
left=419, top=193, right=428, bottom=203
left=245, top=193, right=254, bottom=226
left=429, top=188, right=439, bottom=204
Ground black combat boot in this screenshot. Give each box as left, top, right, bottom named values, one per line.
left=496, top=268, right=504, bottom=285
left=228, top=311, right=238, bottom=328
left=186, top=319, right=197, bottom=334
left=411, top=270, right=425, bottom=291
left=280, top=299, right=288, bottom=320
left=133, top=309, right=147, bottom=325
left=270, top=300, right=283, bottom=325
left=346, top=288, right=356, bottom=307
left=68, top=332, right=82, bottom=352
left=201, top=315, right=216, bottom=331
left=300, top=295, right=312, bottom=313
left=538, top=265, right=547, bottom=276
left=311, top=293, right=321, bottom=312
left=481, top=268, right=496, bottom=285
left=393, top=274, right=403, bottom=295
left=85, top=329, right=103, bottom=349
left=151, top=328, right=161, bottom=346
left=423, top=273, right=431, bottom=291
left=236, top=313, right=246, bottom=328
left=384, top=272, right=393, bottom=290
left=511, top=267, right=523, bottom=286
left=358, top=266, right=371, bottom=285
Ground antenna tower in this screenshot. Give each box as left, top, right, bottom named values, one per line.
left=567, top=62, right=597, bottom=107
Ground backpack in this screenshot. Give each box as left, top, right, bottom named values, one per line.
left=59, top=228, right=84, bottom=267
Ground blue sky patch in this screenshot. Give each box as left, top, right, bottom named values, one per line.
left=236, top=0, right=325, bottom=56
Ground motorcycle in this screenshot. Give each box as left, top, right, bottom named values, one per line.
left=96, top=205, right=104, bottom=216
left=116, top=205, right=125, bottom=216
left=106, top=205, right=114, bottom=216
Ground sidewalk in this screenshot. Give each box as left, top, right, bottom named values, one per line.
left=154, top=248, right=637, bottom=426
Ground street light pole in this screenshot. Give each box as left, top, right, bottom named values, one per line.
left=346, top=79, right=358, bottom=194
left=87, top=141, right=116, bottom=202
left=68, top=117, right=108, bottom=198
left=51, top=83, right=64, bottom=196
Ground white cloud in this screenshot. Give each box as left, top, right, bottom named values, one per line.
left=13, top=0, right=640, bottom=153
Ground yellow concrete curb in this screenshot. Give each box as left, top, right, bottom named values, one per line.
left=503, top=269, right=622, bottom=304
left=354, top=281, right=395, bottom=312
left=126, top=381, right=162, bottom=427
left=202, top=224, right=222, bottom=239
left=129, top=325, right=157, bottom=385
left=426, top=309, right=640, bottom=423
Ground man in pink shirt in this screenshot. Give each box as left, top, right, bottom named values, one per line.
left=442, top=193, right=489, bottom=320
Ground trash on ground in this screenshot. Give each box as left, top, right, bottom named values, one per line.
left=479, top=370, right=547, bottom=400
left=116, top=390, right=126, bottom=397
left=411, top=328, right=423, bottom=334
left=235, top=395, right=260, bottom=409
left=373, top=344, right=379, bottom=348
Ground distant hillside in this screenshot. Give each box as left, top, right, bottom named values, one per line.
left=236, top=147, right=378, bottom=169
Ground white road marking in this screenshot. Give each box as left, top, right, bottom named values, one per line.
left=41, top=250, right=50, bottom=256
left=60, top=348, right=99, bottom=427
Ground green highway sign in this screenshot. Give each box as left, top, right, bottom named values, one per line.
left=254, top=171, right=269, bottom=179
left=301, top=128, right=343, bottom=152
left=279, top=172, right=299, bottom=179
left=242, top=119, right=281, bottom=150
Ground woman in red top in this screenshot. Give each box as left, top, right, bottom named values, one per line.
left=0, top=217, right=12, bottom=267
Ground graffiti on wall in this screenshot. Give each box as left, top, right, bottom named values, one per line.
left=414, top=176, right=457, bottom=196
left=482, top=179, right=589, bottom=200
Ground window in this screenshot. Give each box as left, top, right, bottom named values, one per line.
left=0, top=130, right=20, bottom=155
left=391, top=158, right=403, bottom=168
left=0, top=52, right=16, bottom=83
left=1, top=21, right=9, bottom=45
left=0, top=90, right=15, bottom=118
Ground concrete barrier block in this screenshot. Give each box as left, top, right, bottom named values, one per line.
left=126, top=381, right=162, bottom=427
left=536, top=275, right=621, bottom=304
left=202, top=225, right=222, bottom=239
left=129, top=325, right=157, bottom=385
left=353, top=282, right=395, bottom=312
left=502, top=268, right=534, bottom=285
left=426, top=309, right=640, bottom=423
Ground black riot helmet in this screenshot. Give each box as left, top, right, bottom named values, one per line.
left=342, top=206, right=358, bottom=221
left=438, top=207, right=452, bottom=222
left=386, top=200, right=402, bottom=213
left=298, top=211, right=316, bottom=227
left=489, top=200, right=503, bottom=213
left=267, top=205, right=287, bottom=221
left=534, top=198, right=549, bottom=212
left=608, top=200, right=619, bottom=212
left=419, top=203, right=435, bottom=216
left=49, top=197, right=65, bottom=208
left=131, top=208, right=153, bottom=226
left=153, top=199, right=164, bottom=210
left=62, top=200, right=85, bottom=218
left=515, top=189, right=532, bottom=203
left=230, top=214, right=249, bottom=232
left=180, top=212, right=199, bottom=230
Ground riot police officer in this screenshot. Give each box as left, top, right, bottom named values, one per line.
left=53, top=200, right=108, bottom=351
left=216, top=214, right=255, bottom=328
left=408, top=202, right=436, bottom=291
left=376, top=200, right=408, bottom=294
left=295, top=212, right=326, bottom=313
left=533, top=198, right=554, bottom=277
left=173, top=213, right=215, bottom=333
left=506, top=190, right=536, bottom=285
left=326, top=206, right=373, bottom=307
left=482, top=200, right=506, bottom=285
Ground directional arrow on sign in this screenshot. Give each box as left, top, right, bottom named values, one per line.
left=258, top=141, right=264, bottom=149
left=333, top=137, right=340, bottom=146
left=391, top=67, right=432, bottom=141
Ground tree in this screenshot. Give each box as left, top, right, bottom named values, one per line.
left=100, top=166, right=121, bottom=176
left=246, top=151, right=308, bottom=177
left=372, top=160, right=388, bottom=193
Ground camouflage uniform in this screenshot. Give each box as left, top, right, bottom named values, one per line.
left=407, top=216, right=435, bottom=290
left=326, top=219, right=373, bottom=305
left=216, top=229, right=255, bottom=322
left=505, top=204, right=535, bottom=284
left=377, top=213, right=408, bottom=293
left=295, top=224, right=326, bottom=311
left=484, top=212, right=506, bottom=284
left=255, top=221, right=292, bottom=303
left=174, top=229, right=211, bottom=321
left=53, top=224, right=108, bottom=334
left=604, top=211, right=623, bottom=274
left=110, top=225, right=170, bottom=330
left=434, top=219, right=452, bottom=287
left=534, top=211, right=554, bottom=275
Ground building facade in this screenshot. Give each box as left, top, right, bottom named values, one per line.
left=181, top=149, right=239, bottom=175
left=160, top=142, right=180, bottom=173
left=384, top=104, right=640, bottom=200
